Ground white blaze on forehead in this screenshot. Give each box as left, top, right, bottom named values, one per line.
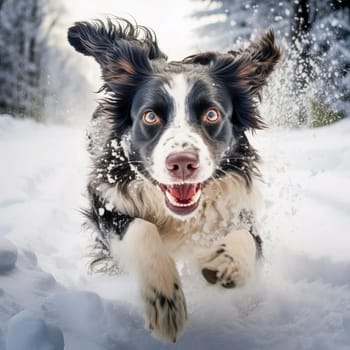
left=151, top=73, right=214, bottom=184
left=164, top=73, right=188, bottom=128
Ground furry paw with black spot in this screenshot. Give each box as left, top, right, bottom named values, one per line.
left=142, top=281, right=187, bottom=342
left=198, top=236, right=256, bottom=288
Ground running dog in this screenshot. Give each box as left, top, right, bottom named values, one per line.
left=68, top=17, right=281, bottom=342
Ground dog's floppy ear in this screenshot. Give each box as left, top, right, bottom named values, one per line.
left=67, top=18, right=167, bottom=68
left=230, top=29, right=282, bottom=96
left=187, top=30, right=281, bottom=130
left=67, top=18, right=168, bottom=136
left=183, top=30, right=281, bottom=96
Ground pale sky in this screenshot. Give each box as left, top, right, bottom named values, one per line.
left=62, top=0, right=198, bottom=61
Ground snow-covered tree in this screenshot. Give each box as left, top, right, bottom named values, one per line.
left=0, top=0, right=94, bottom=123
left=0, top=0, right=62, bottom=119
left=192, top=0, right=349, bottom=126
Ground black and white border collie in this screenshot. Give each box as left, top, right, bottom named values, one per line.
left=68, top=18, right=281, bottom=342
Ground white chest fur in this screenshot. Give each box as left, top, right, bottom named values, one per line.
left=98, top=174, right=260, bottom=254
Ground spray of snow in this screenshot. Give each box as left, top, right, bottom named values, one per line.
left=1, top=115, right=350, bottom=349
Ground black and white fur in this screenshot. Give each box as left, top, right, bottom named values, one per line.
left=68, top=18, right=281, bottom=342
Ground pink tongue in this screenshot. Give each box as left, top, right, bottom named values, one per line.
left=168, top=184, right=198, bottom=202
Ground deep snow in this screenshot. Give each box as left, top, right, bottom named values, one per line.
left=0, top=115, right=350, bottom=350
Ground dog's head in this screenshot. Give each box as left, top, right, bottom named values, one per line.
left=68, top=18, right=281, bottom=217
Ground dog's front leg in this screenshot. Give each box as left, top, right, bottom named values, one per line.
left=198, top=229, right=260, bottom=288
left=111, top=218, right=187, bottom=342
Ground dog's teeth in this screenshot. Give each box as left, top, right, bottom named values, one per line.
left=192, top=189, right=201, bottom=203
left=165, top=190, right=178, bottom=205
left=165, top=189, right=202, bottom=207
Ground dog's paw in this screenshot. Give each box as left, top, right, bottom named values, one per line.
left=199, top=242, right=254, bottom=288
left=142, top=281, right=187, bottom=342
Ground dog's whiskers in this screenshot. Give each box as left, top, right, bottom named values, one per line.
left=110, top=160, right=143, bottom=168
left=219, top=163, right=248, bottom=174
left=209, top=175, right=222, bottom=191
left=221, top=155, right=252, bottom=162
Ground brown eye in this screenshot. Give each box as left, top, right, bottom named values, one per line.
left=203, top=109, right=220, bottom=123
left=143, top=111, right=160, bottom=125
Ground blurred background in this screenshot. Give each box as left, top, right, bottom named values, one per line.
left=0, top=0, right=348, bottom=127
left=0, top=2, right=349, bottom=349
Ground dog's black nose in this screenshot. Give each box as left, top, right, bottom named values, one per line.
left=166, top=152, right=199, bottom=180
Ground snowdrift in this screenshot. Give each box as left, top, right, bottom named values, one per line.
left=1, top=116, right=350, bottom=350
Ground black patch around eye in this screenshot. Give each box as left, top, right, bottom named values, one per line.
left=127, top=76, right=175, bottom=172
left=188, top=79, right=232, bottom=117
left=202, top=119, right=231, bottom=142
left=186, top=78, right=233, bottom=142
left=138, top=119, right=162, bottom=140
left=191, top=99, right=213, bottom=117
left=131, top=78, right=174, bottom=124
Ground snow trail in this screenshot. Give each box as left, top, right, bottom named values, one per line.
left=1, top=116, right=350, bottom=349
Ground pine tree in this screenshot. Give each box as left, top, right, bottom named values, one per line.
left=0, top=0, right=62, bottom=119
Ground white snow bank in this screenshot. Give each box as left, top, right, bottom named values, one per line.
left=1, top=116, right=350, bottom=349
left=6, top=311, right=64, bottom=350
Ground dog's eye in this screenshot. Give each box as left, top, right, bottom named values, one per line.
left=143, top=111, right=160, bottom=125
left=203, top=109, right=220, bottom=123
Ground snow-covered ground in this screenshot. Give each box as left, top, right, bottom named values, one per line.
left=1, top=115, right=350, bottom=350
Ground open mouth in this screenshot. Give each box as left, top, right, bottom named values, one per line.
left=158, top=183, right=202, bottom=216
